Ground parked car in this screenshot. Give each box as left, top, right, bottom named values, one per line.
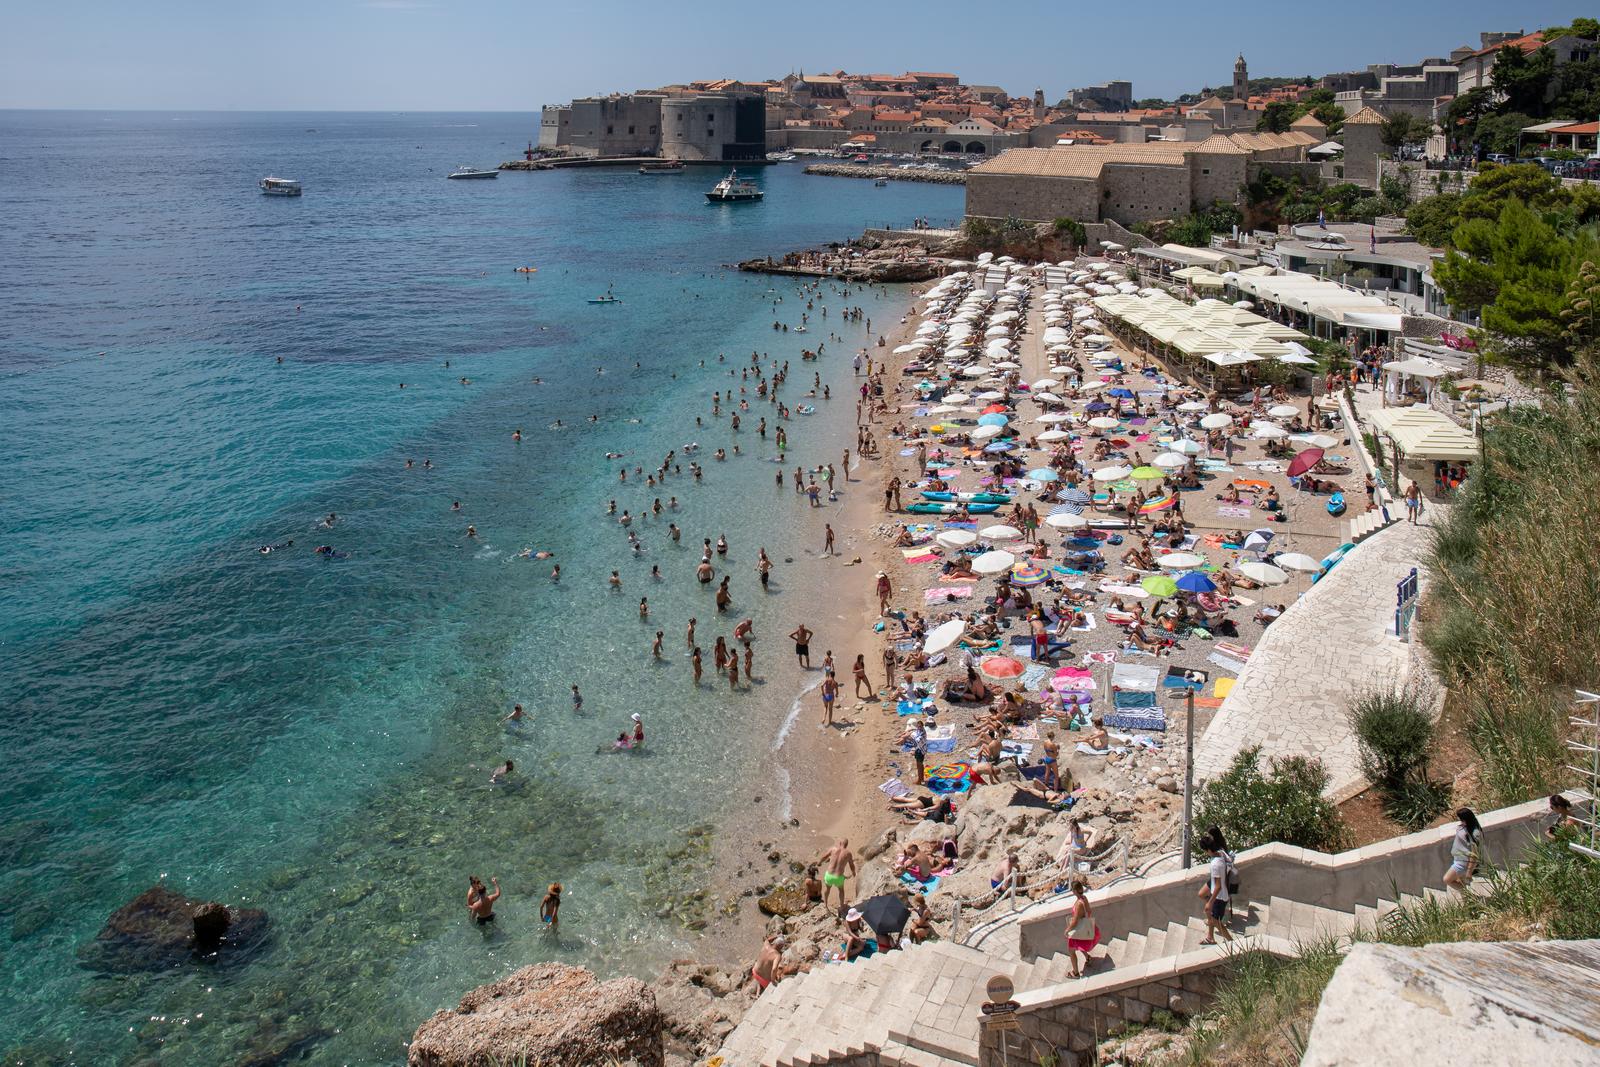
left=1571, top=159, right=1600, bottom=181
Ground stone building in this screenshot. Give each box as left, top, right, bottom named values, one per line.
left=1339, top=106, right=1387, bottom=189
left=660, top=92, right=767, bottom=162
left=964, top=131, right=1318, bottom=225
left=1065, top=80, right=1134, bottom=111
left=548, top=95, right=663, bottom=157
left=1232, top=54, right=1248, bottom=100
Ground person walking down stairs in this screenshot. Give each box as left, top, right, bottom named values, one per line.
left=1064, top=879, right=1100, bottom=977
left=1199, top=829, right=1235, bottom=945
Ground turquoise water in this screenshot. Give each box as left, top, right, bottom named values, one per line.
left=0, top=111, right=963, bottom=1064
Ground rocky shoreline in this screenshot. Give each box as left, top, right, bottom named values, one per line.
left=803, top=163, right=968, bottom=184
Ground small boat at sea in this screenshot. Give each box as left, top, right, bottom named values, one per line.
left=639, top=160, right=685, bottom=173
left=874, top=178, right=888, bottom=187
left=260, top=177, right=302, bottom=197
left=706, top=170, right=763, bottom=203
left=447, top=165, right=499, bottom=180
left=587, top=295, right=621, bottom=305
left=766, top=152, right=797, bottom=162
left=905, top=502, right=1001, bottom=516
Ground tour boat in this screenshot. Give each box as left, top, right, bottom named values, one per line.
left=705, top=170, right=763, bottom=203
left=587, top=295, right=622, bottom=305
left=447, top=166, right=499, bottom=180
left=874, top=178, right=888, bottom=187
left=259, top=177, right=302, bottom=197
left=639, top=160, right=685, bottom=173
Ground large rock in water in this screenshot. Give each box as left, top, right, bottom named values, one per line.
left=408, top=962, right=664, bottom=1067
left=80, top=885, right=269, bottom=973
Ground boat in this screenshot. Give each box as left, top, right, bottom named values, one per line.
left=766, top=152, right=797, bottom=162
left=905, top=502, right=1001, bottom=516
left=920, top=491, right=1013, bottom=505
left=514, top=267, right=538, bottom=274
left=874, top=178, right=888, bottom=187
left=447, top=166, right=499, bottom=180
left=587, top=295, right=622, bottom=305
left=259, top=177, right=302, bottom=197
left=705, top=170, right=763, bottom=203
left=639, top=160, right=685, bottom=173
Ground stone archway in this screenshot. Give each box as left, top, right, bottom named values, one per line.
left=965, top=141, right=987, bottom=154
left=942, top=140, right=962, bottom=153
left=919, top=140, right=936, bottom=153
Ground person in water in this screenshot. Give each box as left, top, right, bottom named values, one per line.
left=466, top=876, right=500, bottom=925
left=540, top=883, right=562, bottom=925
left=503, top=704, right=525, bottom=723
left=490, top=760, right=515, bottom=783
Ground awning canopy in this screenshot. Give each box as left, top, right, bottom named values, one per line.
left=1367, top=406, right=1480, bottom=460
left=1382, top=356, right=1453, bottom=379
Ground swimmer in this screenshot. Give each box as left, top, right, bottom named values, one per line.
left=489, top=759, right=515, bottom=783
left=322, top=512, right=338, bottom=528
left=503, top=704, right=525, bottom=723
left=609, top=570, right=622, bottom=589
left=550, top=564, right=561, bottom=580
left=512, top=428, right=522, bottom=442
left=451, top=501, right=462, bottom=512
left=466, top=525, right=477, bottom=539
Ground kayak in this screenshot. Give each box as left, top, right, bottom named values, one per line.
left=905, top=502, right=1001, bottom=515
left=920, top=491, right=1013, bottom=505
left=796, top=405, right=816, bottom=415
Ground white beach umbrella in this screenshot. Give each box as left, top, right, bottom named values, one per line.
left=1238, top=561, right=1289, bottom=586
left=1268, top=404, right=1301, bottom=419
left=1171, top=440, right=1204, bottom=455
left=1044, top=512, right=1086, bottom=529
left=1199, top=413, right=1234, bottom=430
left=961, top=366, right=992, bottom=378
left=972, top=550, right=1017, bottom=575
left=1156, top=552, right=1206, bottom=570
left=1093, top=464, right=1131, bottom=481
left=893, top=343, right=928, bottom=354
left=1034, top=391, right=1063, bottom=403
left=924, top=618, right=967, bottom=654
left=1079, top=380, right=1107, bottom=392
left=1087, top=416, right=1121, bottom=430
left=1035, top=412, right=1070, bottom=423
left=1153, top=452, right=1187, bottom=469
left=943, top=392, right=971, bottom=403
left=1252, top=422, right=1288, bottom=439
left=970, top=424, right=1004, bottom=440
left=994, top=361, right=1021, bottom=371
left=1291, top=433, right=1339, bottom=449
left=1050, top=365, right=1076, bottom=376
left=1082, top=334, right=1112, bottom=347
left=985, top=325, right=1012, bottom=339
left=935, top=529, right=978, bottom=550
left=975, top=390, right=1006, bottom=400
left=1275, top=552, right=1322, bottom=572
left=926, top=405, right=960, bottom=415
left=1037, top=429, right=1071, bottom=442
left=1176, top=400, right=1209, bottom=413
left=1080, top=319, right=1104, bottom=331
left=980, top=524, right=1023, bottom=542
left=1030, top=378, right=1056, bottom=391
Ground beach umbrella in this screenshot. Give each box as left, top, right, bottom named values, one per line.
left=1044, top=512, right=1086, bottom=529
left=1035, top=413, right=1070, bottom=423
left=935, top=529, right=978, bottom=549
left=943, top=391, right=971, bottom=403
left=1199, top=413, right=1233, bottom=430
left=893, top=343, right=927, bottom=355
left=1010, top=563, right=1048, bottom=587
left=924, top=618, right=967, bottom=654
left=1141, top=574, right=1178, bottom=597
left=1178, top=401, right=1209, bottom=412
left=1129, top=466, right=1164, bottom=480
left=985, top=441, right=1015, bottom=453
left=1290, top=433, right=1338, bottom=450
left=1275, top=552, right=1322, bottom=573
left=978, top=395, right=1007, bottom=405
left=961, top=366, right=992, bottom=378
left=1156, top=552, right=1205, bottom=569
left=1287, top=447, right=1325, bottom=479
left=1085, top=400, right=1112, bottom=413
left=1057, top=487, right=1091, bottom=504
left=1026, top=467, right=1058, bottom=481
left=857, top=893, right=911, bottom=937
left=1087, top=416, right=1121, bottom=430
left=979, top=655, right=1026, bottom=680
left=977, top=412, right=1009, bottom=427
left=1079, top=380, right=1107, bottom=392
left=1171, top=440, right=1204, bottom=455
left=926, top=405, right=960, bottom=415
left=1037, top=429, right=1071, bottom=443
left=1238, top=561, right=1289, bottom=586
left=1153, top=452, right=1187, bottom=469
left=1252, top=422, right=1288, bottom=439
left=1083, top=334, right=1112, bottom=347
left=1175, top=571, right=1217, bottom=594
left=1035, top=391, right=1064, bottom=403
left=971, top=424, right=1004, bottom=441
left=981, top=524, right=1023, bottom=541
left=1093, top=465, right=1131, bottom=481
left=1107, top=387, right=1135, bottom=399
left=1269, top=404, right=1300, bottom=419
left=994, top=361, right=1022, bottom=371
left=1031, top=378, right=1056, bottom=391
left=1139, top=492, right=1178, bottom=514
left=1241, top=529, right=1275, bottom=553
left=972, top=550, right=1017, bottom=575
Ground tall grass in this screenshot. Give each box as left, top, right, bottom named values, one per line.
left=1421, top=355, right=1600, bottom=805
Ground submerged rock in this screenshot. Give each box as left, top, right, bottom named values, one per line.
left=79, top=885, right=269, bottom=973
left=408, top=962, right=663, bottom=1067
left=757, top=886, right=811, bottom=918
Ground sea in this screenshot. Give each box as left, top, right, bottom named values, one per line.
left=0, top=110, right=963, bottom=1065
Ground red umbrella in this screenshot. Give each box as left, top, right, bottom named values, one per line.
left=981, top=403, right=1008, bottom=415
left=979, top=655, right=1025, bottom=680
left=1287, top=447, right=1324, bottom=479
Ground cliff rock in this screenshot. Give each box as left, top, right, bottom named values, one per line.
left=408, top=962, right=663, bottom=1067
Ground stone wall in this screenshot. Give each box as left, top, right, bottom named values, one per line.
left=1099, top=162, right=1191, bottom=224
left=1191, top=152, right=1248, bottom=209
left=978, top=962, right=1225, bottom=1067
left=965, top=172, right=1101, bottom=223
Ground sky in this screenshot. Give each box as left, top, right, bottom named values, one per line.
left=2, top=0, right=1595, bottom=111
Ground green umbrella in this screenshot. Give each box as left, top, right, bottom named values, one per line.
left=1141, top=574, right=1178, bottom=597
left=1130, top=466, right=1165, bottom=480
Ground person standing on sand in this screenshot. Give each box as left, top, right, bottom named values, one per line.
left=819, top=840, right=857, bottom=915
left=823, top=523, right=836, bottom=556
left=876, top=571, right=893, bottom=615
left=882, top=643, right=897, bottom=692
left=790, top=623, right=814, bottom=668
left=820, top=670, right=839, bottom=725
left=1404, top=482, right=1422, bottom=524
left=898, top=717, right=927, bottom=784
left=852, top=654, right=872, bottom=698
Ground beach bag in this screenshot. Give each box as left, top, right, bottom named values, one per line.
left=1223, top=850, right=1240, bottom=897
left=1069, top=907, right=1097, bottom=942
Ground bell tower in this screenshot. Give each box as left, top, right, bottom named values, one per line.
left=1233, top=54, right=1248, bottom=100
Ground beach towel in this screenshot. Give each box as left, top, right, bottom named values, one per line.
left=926, top=776, right=971, bottom=794
left=1101, top=584, right=1147, bottom=597
left=925, top=587, right=973, bottom=602
left=1213, top=677, right=1236, bottom=699
left=1083, top=650, right=1117, bottom=665
left=1019, top=663, right=1054, bottom=692
left=902, top=550, right=940, bottom=564
left=897, top=698, right=935, bottom=717
left=1008, top=723, right=1040, bottom=741
left=998, top=741, right=1033, bottom=759
left=925, top=736, right=958, bottom=755
left=1194, top=696, right=1225, bottom=709
left=1206, top=651, right=1248, bottom=675
left=1216, top=642, right=1254, bottom=661
left=878, top=777, right=912, bottom=799
left=1104, top=708, right=1167, bottom=732
left=1076, top=742, right=1126, bottom=756
left=1217, top=506, right=1252, bottom=518
left=1111, top=663, right=1161, bottom=691
left=899, top=872, right=941, bottom=895
left=1070, top=614, right=1097, bottom=632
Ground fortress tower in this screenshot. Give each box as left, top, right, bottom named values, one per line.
left=1233, top=54, right=1249, bottom=100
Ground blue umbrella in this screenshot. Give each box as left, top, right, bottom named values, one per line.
left=1175, top=571, right=1217, bottom=594
left=1107, top=387, right=1136, bottom=399
left=977, top=413, right=1009, bottom=427
left=1085, top=401, right=1112, bottom=413
left=1027, top=467, right=1058, bottom=480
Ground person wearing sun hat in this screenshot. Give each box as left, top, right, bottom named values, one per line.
left=843, top=908, right=870, bottom=961
left=630, top=713, right=643, bottom=747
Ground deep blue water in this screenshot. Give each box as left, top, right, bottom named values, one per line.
left=0, top=110, right=963, bottom=1065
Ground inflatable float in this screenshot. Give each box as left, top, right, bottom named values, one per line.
left=920, top=491, right=1013, bottom=505
left=905, top=502, right=1001, bottom=516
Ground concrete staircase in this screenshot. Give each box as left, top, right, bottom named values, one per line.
left=715, top=795, right=1563, bottom=1067
left=1346, top=504, right=1397, bottom=543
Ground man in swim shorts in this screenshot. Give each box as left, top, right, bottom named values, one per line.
left=790, top=623, right=814, bottom=668
left=466, top=876, right=499, bottom=925
left=819, top=839, right=856, bottom=915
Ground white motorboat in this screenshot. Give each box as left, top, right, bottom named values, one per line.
left=259, top=177, right=302, bottom=196
left=705, top=170, right=763, bottom=203
left=447, top=165, right=499, bottom=180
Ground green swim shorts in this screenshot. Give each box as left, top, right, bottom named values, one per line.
left=822, top=872, right=846, bottom=888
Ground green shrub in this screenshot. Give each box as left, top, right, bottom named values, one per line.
left=1194, top=747, right=1349, bottom=853
left=1380, top=775, right=1453, bottom=831
left=1051, top=217, right=1087, bottom=246
left=1349, top=684, right=1435, bottom=786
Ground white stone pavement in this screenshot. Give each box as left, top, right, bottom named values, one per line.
left=1190, top=508, right=1439, bottom=799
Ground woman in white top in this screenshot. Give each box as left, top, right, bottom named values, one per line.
left=1198, top=829, right=1235, bottom=945
left=1443, top=807, right=1482, bottom=890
